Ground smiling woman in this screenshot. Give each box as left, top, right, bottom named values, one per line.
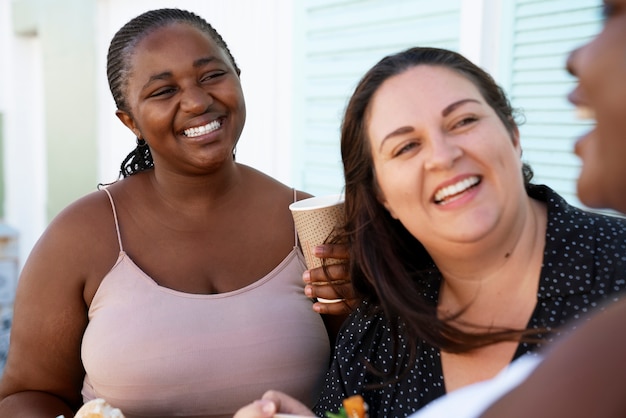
left=0, top=8, right=353, bottom=418
left=232, top=46, right=626, bottom=418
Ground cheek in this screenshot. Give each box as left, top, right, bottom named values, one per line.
left=379, top=175, right=425, bottom=225
left=599, top=105, right=626, bottom=144
left=575, top=135, right=613, bottom=208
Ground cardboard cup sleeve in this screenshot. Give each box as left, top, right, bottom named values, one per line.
left=289, top=194, right=345, bottom=270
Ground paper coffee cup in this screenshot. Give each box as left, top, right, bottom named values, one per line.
left=289, top=194, right=345, bottom=271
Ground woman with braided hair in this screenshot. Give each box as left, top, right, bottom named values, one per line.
left=0, top=8, right=353, bottom=418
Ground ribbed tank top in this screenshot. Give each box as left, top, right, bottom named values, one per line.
left=81, top=189, right=330, bottom=418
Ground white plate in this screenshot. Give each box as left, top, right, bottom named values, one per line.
left=274, top=414, right=319, bottom=418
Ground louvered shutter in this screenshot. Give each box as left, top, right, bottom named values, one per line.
left=295, top=0, right=462, bottom=195
left=506, top=0, right=601, bottom=208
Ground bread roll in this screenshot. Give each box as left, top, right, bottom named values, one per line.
left=74, top=398, right=125, bottom=418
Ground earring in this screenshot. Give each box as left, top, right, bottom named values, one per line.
left=137, top=137, right=147, bottom=147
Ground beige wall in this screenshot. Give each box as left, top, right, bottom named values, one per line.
left=1, top=0, right=296, bottom=265
left=13, top=0, right=98, bottom=222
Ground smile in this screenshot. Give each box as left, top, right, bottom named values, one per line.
left=575, top=105, right=596, bottom=121
left=183, top=120, right=221, bottom=138
left=434, top=176, right=481, bottom=204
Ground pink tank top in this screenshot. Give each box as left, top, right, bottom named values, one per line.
left=81, top=189, right=330, bottom=418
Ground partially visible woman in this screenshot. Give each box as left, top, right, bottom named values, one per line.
left=478, top=1, right=626, bottom=416
left=234, top=46, right=626, bottom=418
left=0, top=8, right=350, bottom=418
left=399, top=1, right=626, bottom=416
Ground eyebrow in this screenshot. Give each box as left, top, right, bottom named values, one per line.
left=141, top=56, right=221, bottom=90
left=378, top=98, right=481, bottom=152
left=442, top=98, right=480, bottom=116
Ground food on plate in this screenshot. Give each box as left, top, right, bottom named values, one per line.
left=74, top=398, right=125, bottom=418
left=324, top=395, right=368, bottom=418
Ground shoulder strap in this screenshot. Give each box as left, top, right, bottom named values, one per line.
left=102, top=188, right=124, bottom=252
left=293, top=188, right=298, bottom=248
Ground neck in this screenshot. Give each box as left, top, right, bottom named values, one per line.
left=147, top=161, right=243, bottom=211
left=434, top=198, right=547, bottom=315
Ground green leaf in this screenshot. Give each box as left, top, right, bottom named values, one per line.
left=325, top=406, right=348, bottom=418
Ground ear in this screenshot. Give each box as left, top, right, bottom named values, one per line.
left=511, top=124, right=522, bottom=157
left=116, top=109, right=142, bottom=139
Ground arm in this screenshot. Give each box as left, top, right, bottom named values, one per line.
left=480, top=297, right=626, bottom=418
left=0, top=194, right=116, bottom=417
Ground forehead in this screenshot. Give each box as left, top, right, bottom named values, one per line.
left=367, top=65, right=483, bottom=132
left=128, top=22, right=228, bottom=73
left=371, top=65, right=480, bottom=110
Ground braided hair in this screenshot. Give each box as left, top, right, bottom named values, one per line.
left=107, top=8, right=240, bottom=177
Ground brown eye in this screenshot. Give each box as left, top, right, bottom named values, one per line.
left=201, top=71, right=226, bottom=83
left=394, top=142, right=419, bottom=157
left=454, top=117, right=478, bottom=129
left=149, top=87, right=177, bottom=98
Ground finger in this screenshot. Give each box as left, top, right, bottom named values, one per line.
left=233, top=399, right=276, bottom=418
left=313, top=243, right=349, bottom=260
left=261, top=390, right=315, bottom=416
left=305, top=284, right=351, bottom=301
left=304, top=263, right=349, bottom=284
left=313, top=298, right=359, bottom=315
left=305, top=278, right=354, bottom=300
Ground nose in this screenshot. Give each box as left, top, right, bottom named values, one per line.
left=565, top=47, right=583, bottom=105
left=424, top=135, right=463, bottom=171
left=180, top=84, right=213, bottom=114
left=566, top=46, right=580, bottom=78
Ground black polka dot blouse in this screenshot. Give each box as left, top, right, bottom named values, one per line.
left=313, top=185, right=626, bottom=418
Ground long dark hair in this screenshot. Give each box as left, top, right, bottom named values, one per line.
left=106, top=8, right=239, bottom=178
left=340, top=47, right=537, bottom=358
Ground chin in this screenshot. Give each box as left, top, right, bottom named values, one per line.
left=577, top=176, right=613, bottom=211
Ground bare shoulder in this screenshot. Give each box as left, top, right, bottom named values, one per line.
left=44, top=187, right=118, bottom=248
left=238, top=164, right=313, bottom=204
left=22, top=186, right=121, bottom=297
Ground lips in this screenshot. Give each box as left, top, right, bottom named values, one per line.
left=183, top=119, right=222, bottom=138
left=434, top=175, right=481, bottom=205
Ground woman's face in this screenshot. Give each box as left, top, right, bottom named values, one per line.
left=567, top=0, right=626, bottom=212
left=368, top=65, right=525, bottom=254
left=117, top=22, right=246, bottom=174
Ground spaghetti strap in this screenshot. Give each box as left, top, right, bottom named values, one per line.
left=102, top=188, right=124, bottom=252
left=292, top=188, right=299, bottom=249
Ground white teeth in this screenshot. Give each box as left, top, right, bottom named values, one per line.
left=575, top=106, right=596, bottom=121
left=434, top=176, right=480, bottom=204
left=184, top=120, right=221, bottom=138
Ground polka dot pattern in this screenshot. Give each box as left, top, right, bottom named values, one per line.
left=313, top=185, right=626, bottom=418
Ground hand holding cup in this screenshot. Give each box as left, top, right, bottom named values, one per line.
left=290, top=195, right=350, bottom=308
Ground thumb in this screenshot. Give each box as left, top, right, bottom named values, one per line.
left=233, top=399, right=276, bottom=418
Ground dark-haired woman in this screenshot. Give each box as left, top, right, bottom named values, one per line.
left=234, top=46, right=626, bottom=418
left=0, top=8, right=351, bottom=418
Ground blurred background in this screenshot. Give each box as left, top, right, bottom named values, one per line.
left=0, top=0, right=602, bottom=367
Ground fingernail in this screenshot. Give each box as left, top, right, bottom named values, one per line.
left=304, top=285, right=313, bottom=297
left=254, top=400, right=275, bottom=415
left=261, top=401, right=275, bottom=414
left=302, top=270, right=310, bottom=282
left=313, top=245, right=324, bottom=256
